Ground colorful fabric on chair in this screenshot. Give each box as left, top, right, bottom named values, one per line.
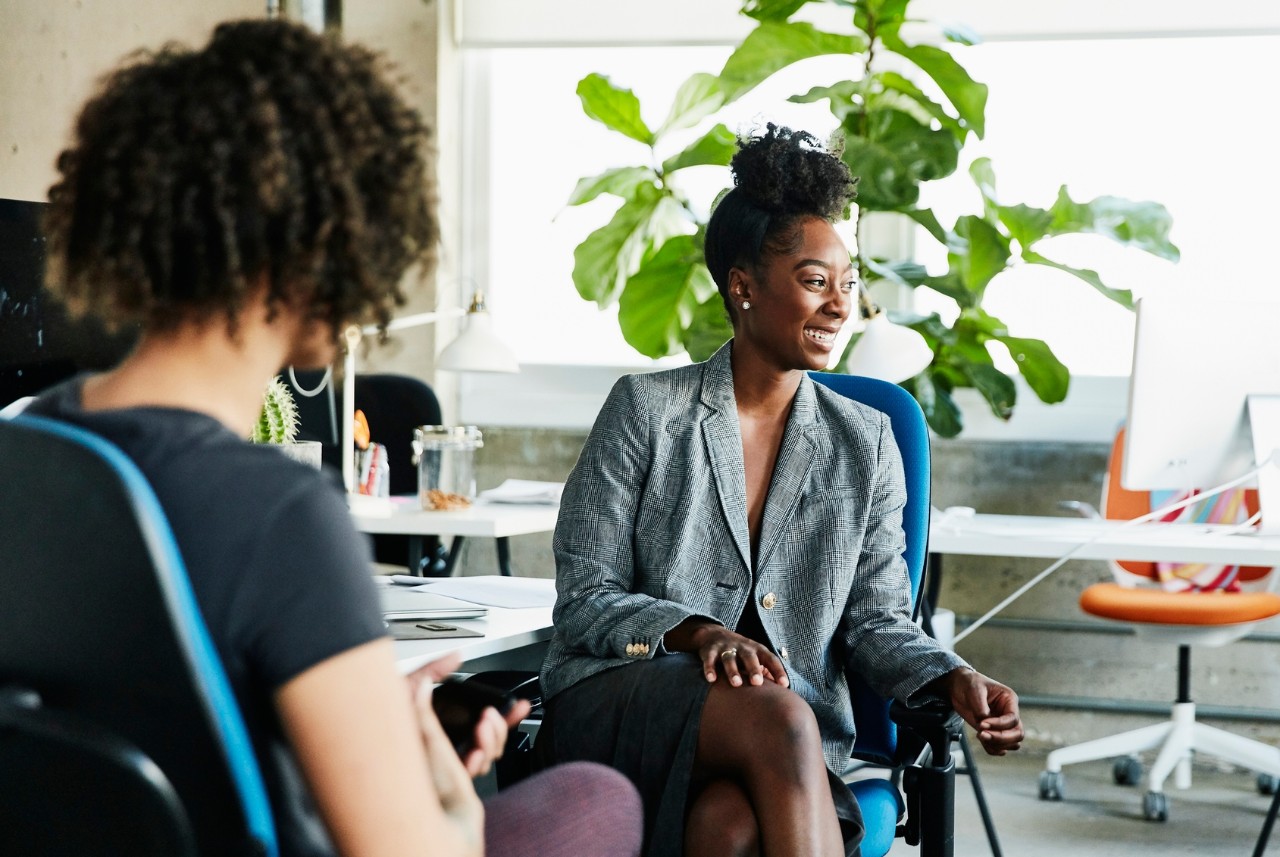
left=1152, top=488, right=1253, bottom=592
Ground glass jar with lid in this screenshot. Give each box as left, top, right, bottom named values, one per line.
left=412, top=425, right=483, bottom=510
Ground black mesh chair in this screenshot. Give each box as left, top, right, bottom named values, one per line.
left=0, top=414, right=278, bottom=856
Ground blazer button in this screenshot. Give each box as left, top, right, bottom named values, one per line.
left=779, top=647, right=789, bottom=660
left=625, top=643, right=636, bottom=656
left=761, top=592, right=777, bottom=610
left=641, top=643, right=650, bottom=655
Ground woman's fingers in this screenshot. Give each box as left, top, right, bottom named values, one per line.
left=757, top=649, right=789, bottom=688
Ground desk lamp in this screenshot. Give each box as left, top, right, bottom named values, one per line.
left=341, top=291, right=518, bottom=496
left=843, top=289, right=933, bottom=383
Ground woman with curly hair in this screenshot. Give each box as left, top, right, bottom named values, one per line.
left=538, top=124, right=1024, bottom=857
left=26, top=18, right=641, bottom=857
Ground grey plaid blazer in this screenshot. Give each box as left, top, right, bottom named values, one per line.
left=540, top=342, right=966, bottom=770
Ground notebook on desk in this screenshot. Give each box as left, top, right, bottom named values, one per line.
left=376, top=581, right=489, bottom=621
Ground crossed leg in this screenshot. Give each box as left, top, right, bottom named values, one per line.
left=685, top=679, right=844, bottom=857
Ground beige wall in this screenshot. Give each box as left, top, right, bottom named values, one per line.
left=0, top=0, right=264, bottom=202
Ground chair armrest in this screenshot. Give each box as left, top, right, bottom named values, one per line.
left=890, top=699, right=961, bottom=857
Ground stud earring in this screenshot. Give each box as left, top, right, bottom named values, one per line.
left=741, top=301, right=751, bottom=310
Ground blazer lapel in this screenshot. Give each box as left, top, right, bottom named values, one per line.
left=756, top=375, right=819, bottom=572
left=700, top=343, right=752, bottom=572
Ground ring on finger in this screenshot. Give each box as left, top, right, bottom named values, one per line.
left=720, top=648, right=739, bottom=660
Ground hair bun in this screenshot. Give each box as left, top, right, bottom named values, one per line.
left=731, top=123, right=856, bottom=219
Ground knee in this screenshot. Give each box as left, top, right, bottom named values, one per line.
left=687, top=779, right=760, bottom=857
left=755, top=689, right=823, bottom=755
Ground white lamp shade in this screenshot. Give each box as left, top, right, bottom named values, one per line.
left=437, top=310, right=519, bottom=374
left=844, top=313, right=933, bottom=383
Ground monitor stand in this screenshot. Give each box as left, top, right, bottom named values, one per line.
left=1248, top=394, right=1280, bottom=536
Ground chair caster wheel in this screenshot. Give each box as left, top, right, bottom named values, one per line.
left=1143, top=791, right=1169, bottom=822
left=1039, top=770, right=1064, bottom=801
left=1113, top=756, right=1143, bottom=786
left=1259, top=774, right=1280, bottom=796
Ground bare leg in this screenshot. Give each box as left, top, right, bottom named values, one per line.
left=693, top=681, right=843, bottom=856
left=686, top=778, right=760, bottom=857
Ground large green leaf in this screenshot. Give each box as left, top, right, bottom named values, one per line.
left=790, top=80, right=864, bottom=124
left=880, top=33, right=987, bottom=139
left=949, top=215, right=1011, bottom=296
left=920, top=271, right=977, bottom=308
left=874, top=71, right=965, bottom=139
left=662, top=124, right=738, bottom=174
left=1022, top=250, right=1134, bottom=309
left=1047, top=187, right=1180, bottom=261
left=903, top=207, right=947, bottom=244
left=568, top=166, right=658, bottom=206
left=853, top=0, right=909, bottom=36
left=719, top=22, right=866, bottom=103
left=961, top=362, right=1016, bottom=419
left=864, top=256, right=926, bottom=289
left=992, top=333, right=1070, bottom=403
left=577, top=73, right=654, bottom=145
left=962, top=308, right=1071, bottom=403
left=743, top=0, right=814, bottom=20
left=618, top=235, right=718, bottom=358
left=839, top=108, right=960, bottom=209
left=682, top=294, right=736, bottom=362
left=998, top=203, right=1054, bottom=250
left=572, top=185, right=685, bottom=307
left=657, top=72, right=727, bottom=137
left=908, top=372, right=963, bottom=437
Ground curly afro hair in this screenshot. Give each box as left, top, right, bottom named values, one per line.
left=704, top=123, right=857, bottom=316
left=44, top=18, right=437, bottom=340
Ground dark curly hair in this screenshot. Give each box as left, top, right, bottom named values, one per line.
left=704, top=124, right=857, bottom=317
left=44, top=18, right=436, bottom=340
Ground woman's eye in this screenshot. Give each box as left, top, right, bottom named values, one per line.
left=805, top=278, right=825, bottom=289
left=842, top=281, right=856, bottom=293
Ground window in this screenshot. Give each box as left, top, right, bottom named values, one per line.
left=455, top=2, right=1280, bottom=435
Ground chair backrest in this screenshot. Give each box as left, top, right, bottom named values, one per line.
left=355, top=373, right=444, bottom=496
left=0, top=415, right=278, bottom=857
left=1103, top=426, right=1268, bottom=587
left=809, top=372, right=931, bottom=762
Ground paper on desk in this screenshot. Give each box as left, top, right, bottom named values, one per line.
left=478, top=479, right=564, bottom=505
left=412, top=575, right=557, bottom=609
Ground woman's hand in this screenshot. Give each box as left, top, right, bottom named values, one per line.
left=406, top=654, right=533, bottom=777
left=666, top=619, right=789, bottom=688
left=413, top=672, right=485, bottom=846
left=939, top=667, right=1024, bottom=755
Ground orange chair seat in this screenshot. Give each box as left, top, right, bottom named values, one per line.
left=1081, top=583, right=1280, bottom=626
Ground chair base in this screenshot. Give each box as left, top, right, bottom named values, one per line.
left=1044, top=701, right=1280, bottom=797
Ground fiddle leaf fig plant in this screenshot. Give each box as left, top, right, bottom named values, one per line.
left=565, top=0, right=1179, bottom=437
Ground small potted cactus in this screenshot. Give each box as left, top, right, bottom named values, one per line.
left=250, top=377, right=322, bottom=468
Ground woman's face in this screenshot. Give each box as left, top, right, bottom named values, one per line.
left=730, top=217, right=854, bottom=372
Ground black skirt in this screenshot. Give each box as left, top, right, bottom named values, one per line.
left=537, top=653, right=864, bottom=857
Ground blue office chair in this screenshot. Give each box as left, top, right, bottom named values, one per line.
left=811, top=371, right=992, bottom=857
left=0, top=414, right=278, bottom=857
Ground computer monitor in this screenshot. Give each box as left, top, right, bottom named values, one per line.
left=1124, top=295, right=1280, bottom=534
left=0, top=197, right=138, bottom=407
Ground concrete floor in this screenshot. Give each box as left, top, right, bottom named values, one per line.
left=950, top=745, right=1278, bottom=856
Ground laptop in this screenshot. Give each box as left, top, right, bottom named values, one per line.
left=376, top=581, right=489, bottom=621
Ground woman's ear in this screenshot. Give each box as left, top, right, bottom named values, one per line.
left=728, top=267, right=753, bottom=304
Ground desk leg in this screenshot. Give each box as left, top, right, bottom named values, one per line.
left=443, top=536, right=464, bottom=575
left=496, top=537, right=512, bottom=577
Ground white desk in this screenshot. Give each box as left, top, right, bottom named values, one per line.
left=352, top=498, right=560, bottom=576
left=390, top=578, right=556, bottom=675
left=929, top=513, right=1280, bottom=566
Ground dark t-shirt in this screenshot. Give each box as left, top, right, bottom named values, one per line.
left=29, top=378, right=387, bottom=857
